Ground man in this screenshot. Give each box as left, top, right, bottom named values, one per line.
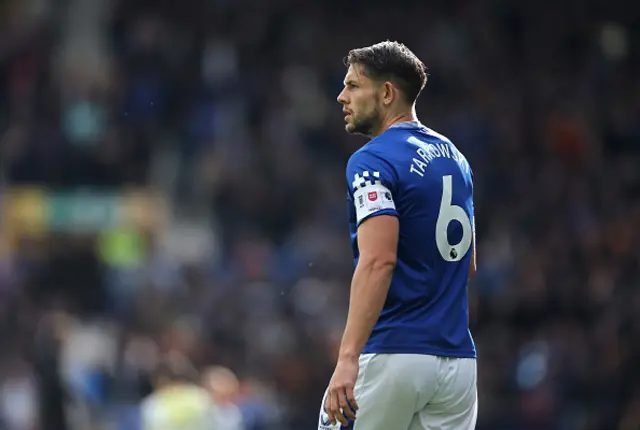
left=141, top=352, right=217, bottom=430
left=319, top=41, right=478, bottom=430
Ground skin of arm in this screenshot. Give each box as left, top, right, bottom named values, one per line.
left=338, top=214, right=399, bottom=361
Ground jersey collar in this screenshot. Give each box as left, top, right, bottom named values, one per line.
left=388, top=120, right=423, bottom=130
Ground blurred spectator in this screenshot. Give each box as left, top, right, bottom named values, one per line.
left=203, top=366, right=244, bottom=430
left=140, top=352, right=214, bottom=430
left=32, top=312, right=72, bottom=430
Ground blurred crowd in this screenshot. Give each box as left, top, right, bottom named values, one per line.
left=0, top=0, right=639, bottom=429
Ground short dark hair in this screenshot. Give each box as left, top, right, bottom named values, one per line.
left=344, top=41, right=428, bottom=104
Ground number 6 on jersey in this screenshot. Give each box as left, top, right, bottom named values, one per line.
left=436, top=175, right=473, bottom=262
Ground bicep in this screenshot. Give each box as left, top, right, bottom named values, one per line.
left=357, top=215, right=399, bottom=267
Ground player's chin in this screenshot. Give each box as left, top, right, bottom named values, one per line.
left=346, top=123, right=372, bottom=137
left=345, top=122, right=357, bottom=134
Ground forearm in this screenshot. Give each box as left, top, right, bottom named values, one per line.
left=338, top=259, right=394, bottom=361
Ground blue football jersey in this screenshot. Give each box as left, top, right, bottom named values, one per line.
left=346, top=121, right=476, bottom=358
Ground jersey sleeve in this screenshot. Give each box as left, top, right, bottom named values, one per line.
left=346, top=149, right=399, bottom=226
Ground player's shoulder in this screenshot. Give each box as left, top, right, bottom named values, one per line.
left=345, top=144, right=401, bottom=195
left=347, top=142, right=390, bottom=170
left=347, top=126, right=410, bottom=168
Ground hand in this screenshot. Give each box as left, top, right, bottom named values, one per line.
left=325, top=357, right=360, bottom=426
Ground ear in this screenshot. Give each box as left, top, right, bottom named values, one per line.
left=381, top=81, right=396, bottom=106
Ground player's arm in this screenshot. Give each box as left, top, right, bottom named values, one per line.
left=325, top=150, right=400, bottom=426
left=338, top=150, right=399, bottom=361
left=338, top=214, right=399, bottom=361
left=468, top=215, right=477, bottom=325
left=469, top=215, right=476, bottom=278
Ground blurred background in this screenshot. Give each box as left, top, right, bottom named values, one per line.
left=0, top=0, right=639, bottom=429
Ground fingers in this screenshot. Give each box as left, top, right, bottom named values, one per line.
left=339, top=388, right=357, bottom=421
left=346, top=385, right=359, bottom=414
left=326, top=387, right=352, bottom=426
left=328, top=389, right=348, bottom=426
left=338, top=391, right=356, bottom=420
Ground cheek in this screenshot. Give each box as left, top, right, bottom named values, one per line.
left=353, top=98, right=369, bottom=114
left=359, top=101, right=375, bottom=118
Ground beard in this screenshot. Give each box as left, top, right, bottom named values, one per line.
left=345, top=106, right=381, bottom=138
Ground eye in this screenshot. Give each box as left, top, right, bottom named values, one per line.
left=347, top=83, right=357, bottom=89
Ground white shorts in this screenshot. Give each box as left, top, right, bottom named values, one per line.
left=318, top=354, right=477, bottom=430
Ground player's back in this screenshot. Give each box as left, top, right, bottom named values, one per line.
left=347, top=121, right=475, bottom=358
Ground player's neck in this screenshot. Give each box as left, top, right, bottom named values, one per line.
left=374, top=110, right=418, bottom=137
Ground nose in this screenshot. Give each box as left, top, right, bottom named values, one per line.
left=337, top=89, right=347, bottom=105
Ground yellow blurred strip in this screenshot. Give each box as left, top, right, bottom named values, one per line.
left=0, top=188, right=49, bottom=257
